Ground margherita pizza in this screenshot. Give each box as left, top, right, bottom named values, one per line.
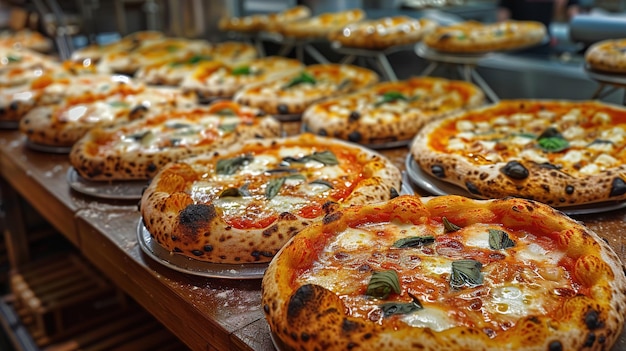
left=423, top=20, right=546, bottom=53
left=329, top=16, right=437, bottom=50
left=180, top=56, right=303, bottom=101
left=218, top=5, right=311, bottom=34
left=70, top=100, right=279, bottom=181
left=410, top=99, right=626, bottom=206
left=234, top=63, right=378, bottom=116
left=262, top=195, right=626, bottom=351
left=134, top=41, right=257, bottom=86
left=302, top=77, right=484, bottom=146
left=585, top=38, right=626, bottom=73
left=0, top=47, right=60, bottom=88
left=1, top=73, right=125, bottom=126
left=20, top=83, right=196, bottom=148
left=139, top=133, right=402, bottom=263
left=0, top=29, right=52, bottom=52
left=278, top=9, right=365, bottom=40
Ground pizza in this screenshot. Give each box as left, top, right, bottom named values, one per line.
left=20, top=81, right=196, bottom=148
left=423, top=20, right=546, bottom=53
left=0, top=29, right=52, bottom=52
left=585, top=38, right=626, bottom=73
left=328, top=16, right=437, bottom=50
left=98, top=37, right=212, bottom=75
left=135, top=41, right=258, bottom=86
left=218, top=5, right=311, bottom=34
left=234, top=63, right=378, bottom=116
left=180, top=56, right=303, bottom=101
left=0, top=47, right=60, bottom=88
left=410, top=99, right=626, bottom=207
left=70, top=31, right=165, bottom=64
left=70, top=100, right=280, bottom=181
left=262, top=194, right=626, bottom=351
left=278, top=9, right=365, bottom=40
left=1, top=73, right=121, bottom=125
left=302, top=77, right=484, bottom=146
left=139, top=133, right=402, bottom=263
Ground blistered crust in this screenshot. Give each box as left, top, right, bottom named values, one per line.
left=262, top=195, right=626, bottom=351
left=585, top=39, right=626, bottom=74
left=140, top=134, right=402, bottom=263
left=410, top=99, right=626, bottom=206
left=69, top=116, right=281, bottom=181
left=302, top=77, right=485, bottom=145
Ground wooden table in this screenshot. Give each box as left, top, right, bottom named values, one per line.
left=1, top=129, right=625, bottom=351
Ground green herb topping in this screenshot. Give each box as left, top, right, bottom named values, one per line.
left=488, top=229, right=515, bottom=250
left=282, top=71, right=316, bottom=89
left=392, top=236, right=435, bottom=248
left=366, top=270, right=401, bottom=300
left=537, top=127, right=569, bottom=152
left=216, top=154, right=254, bottom=175
left=282, top=150, right=338, bottom=165
left=442, top=217, right=462, bottom=233
left=380, top=292, right=423, bottom=317
left=450, top=259, right=483, bottom=289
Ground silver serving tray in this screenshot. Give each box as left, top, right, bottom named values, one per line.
left=404, top=154, right=626, bottom=216
left=66, top=167, right=147, bottom=200
left=137, top=220, right=268, bottom=279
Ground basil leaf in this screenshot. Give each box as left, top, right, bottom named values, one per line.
left=512, top=132, right=537, bottom=139
left=537, top=127, right=569, bottom=152
left=266, top=177, right=286, bottom=200
left=266, top=167, right=298, bottom=174
left=218, top=123, right=238, bottom=133
left=442, top=217, right=462, bottom=233
left=450, top=259, right=483, bottom=289
left=165, top=122, right=192, bottom=129
left=282, top=150, right=338, bottom=165
left=216, top=154, right=253, bottom=175
left=108, top=101, right=130, bottom=108
left=588, top=139, right=614, bottom=147
left=380, top=292, right=423, bottom=317
left=366, top=270, right=401, bottom=300
left=309, top=179, right=334, bottom=189
left=375, top=91, right=408, bottom=106
left=282, top=71, right=316, bottom=89
left=215, top=108, right=236, bottom=116
left=392, top=236, right=435, bottom=248
left=231, top=65, right=251, bottom=76
left=286, top=174, right=306, bottom=181
left=488, top=229, right=515, bottom=250
left=6, top=54, right=21, bottom=63
left=219, top=187, right=244, bottom=198
left=187, top=54, right=212, bottom=64
left=538, top=137, right=569, bottom=152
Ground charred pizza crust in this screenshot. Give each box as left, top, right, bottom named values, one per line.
left=585, top=39, right=626, bottom=73
left=262, top=195, right=626, bottom=351
left=423, top=20, right=546, bottom=53
left=234, top=63, right=378, bottom=116
left=410, top=99, right=626, bottom=206
left=139, top=133, right=402, bottom=263
left=302, top=77, right=484, bottom=145
left=69, top=101, right=280, bottom=181
left=329, top=16, right=437, bottom=50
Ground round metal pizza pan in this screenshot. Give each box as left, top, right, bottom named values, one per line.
left=415, top=42, right=490, bottom=65
left=66, top=167, right=148, bottom=200
left=0, top=120, right=18, bottom=129
left=137, top=220, right=268, bottom=279
left=300, top=123, right=411, bottom=150
left=584, top=64, right=626, bottom=86
left=404, top=154, right=626, bottom=216
left=25, top=139, right=72, bottom=154
left=272, top=113, right=302, bottom=122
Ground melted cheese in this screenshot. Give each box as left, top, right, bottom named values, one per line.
left=297, top=218, right=576, bottom=337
